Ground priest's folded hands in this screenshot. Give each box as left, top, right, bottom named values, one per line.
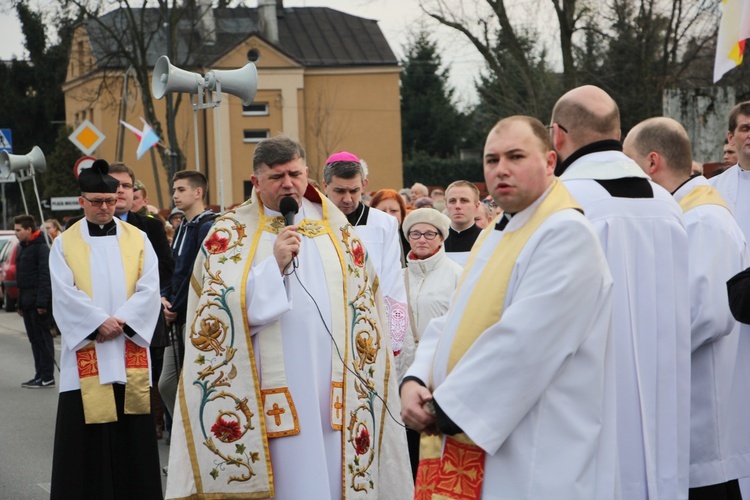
left=95, top=316, right=125, bottom=343
left=400, top=380, right=438, bottom=434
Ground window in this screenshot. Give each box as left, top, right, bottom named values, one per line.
left=243, top=130, right=270, bottom=143
left=243, top=102, right=269, bottom=116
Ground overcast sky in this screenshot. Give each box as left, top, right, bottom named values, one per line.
left=0, top=0, right=486, bottom=108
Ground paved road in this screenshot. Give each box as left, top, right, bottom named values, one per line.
left=0, top=309, right=170, bottom=498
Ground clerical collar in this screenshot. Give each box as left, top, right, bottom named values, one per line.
left=495, top=213, right=515, bottom=231
left=450, top=223, right=477, bottom=235
left=555, top=139, right=623, bottom=176
left=87, top=219, right=117, bottom=237
left=670, top=173, right=702, bottom=195
left=346, top=203, right=369, bottom=226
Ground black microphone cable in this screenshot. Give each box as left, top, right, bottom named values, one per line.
left=283, top=259, right=406, bottom=429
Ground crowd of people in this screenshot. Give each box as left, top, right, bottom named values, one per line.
left=10, top=83, right=750, bottom=499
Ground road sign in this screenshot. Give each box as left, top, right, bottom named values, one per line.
left=51, top=196, right=81, bottom=211
left=68, top=120, right=105, bottom=155
left=0, top=129, right=11, bottom=153
left=74, top=156, right=97, bottom=178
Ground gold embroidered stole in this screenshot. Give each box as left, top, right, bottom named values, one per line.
left=177, top=187, right=393, bottom=497
left=415, top=180, right=581, bottom=499
left=61, top=220, right=149, bottom=424
left=678, top=184, right=729, bottom=213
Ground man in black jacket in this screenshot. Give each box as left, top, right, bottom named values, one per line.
left=107, top=162, right=174, bottom=439
left=15, top=214, right=55, bottom=388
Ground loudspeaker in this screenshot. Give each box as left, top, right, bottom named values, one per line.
left=152, top=55, right=204, bottom=99
left=0, top=146, right=46, bottom=178
left=204, top=63, right=258, bottom=106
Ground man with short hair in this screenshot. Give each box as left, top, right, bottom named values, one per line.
left=15, top=214, right=54, bottom=389
left=724, top=138, right=738, bottom=166
left=108, top=161, right=174, bottom=439
left=711, top=101, right=750, bottom=498
left=401, top=116, right=615, bottom=498
left=323, top=152, right=410, bottom=361
left=165, top=136, right=412, bottom=498
left=443, top=180, right=483, bottom=265
left=431, top=188, right=446, bottom=212
left=625, top=117, right=749, bottom=499
left=551, top=85, right=690, bottom=499
left=159, top=170, right=216, bottom=422
left=49, top=159, right=162, bottom=499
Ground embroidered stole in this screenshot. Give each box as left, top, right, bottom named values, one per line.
left=415, top=180, right=582, bottom=499
left=678, top=184, right=729, bottom=213
left=61, top=220, right=149, bottom=424
left=177, top=187, right=393, bottom=498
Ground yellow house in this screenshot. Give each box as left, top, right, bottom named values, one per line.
left=62, top=2, right=403, bottom=209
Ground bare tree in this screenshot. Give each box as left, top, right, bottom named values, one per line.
left=306, top=86, right=350, bottom=183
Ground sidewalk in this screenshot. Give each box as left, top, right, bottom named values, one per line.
left=0, top=309, right=170, bottom=497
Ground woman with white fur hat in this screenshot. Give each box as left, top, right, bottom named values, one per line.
left=399, top=207, right=464, bottom=479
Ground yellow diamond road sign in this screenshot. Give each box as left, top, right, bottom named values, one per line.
left=68, top=119, right=105, bottom=155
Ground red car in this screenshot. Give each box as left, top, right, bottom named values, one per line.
left=0, top=234, right=19, bottom=312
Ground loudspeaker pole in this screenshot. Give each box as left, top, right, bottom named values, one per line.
left=164, top=3, right=179, bottom=197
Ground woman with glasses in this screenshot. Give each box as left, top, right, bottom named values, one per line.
left=399, top=208, right=463, bottom=479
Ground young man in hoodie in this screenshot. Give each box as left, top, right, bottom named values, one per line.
left=15, top=214, right=55, bottom=388
left=160, top=170, right=216, bottom=425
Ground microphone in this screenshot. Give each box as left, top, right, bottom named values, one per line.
left=279, top=196, right=299, bottom=226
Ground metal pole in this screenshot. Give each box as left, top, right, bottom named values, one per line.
left=165, top=3, right=179, bottom=188
left=116, top=66, right=134, bottom=162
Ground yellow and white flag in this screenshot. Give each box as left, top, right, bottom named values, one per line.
left=714, top=0, right=750, bottom=82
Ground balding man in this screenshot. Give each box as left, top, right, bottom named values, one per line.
left=551, top=86, right=690, bottom=500
left=625, top=117, right=749, bottom=500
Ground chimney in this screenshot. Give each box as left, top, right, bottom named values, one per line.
left=258, top=0, right=279, bottom=44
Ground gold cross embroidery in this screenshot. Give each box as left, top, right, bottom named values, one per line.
left=334, top=396, right=344, bottom=420
left=267, top=402, right=285, bottom=427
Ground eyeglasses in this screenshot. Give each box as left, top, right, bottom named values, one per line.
left=546, top=123, right=569, bottom=133
left=408, top=230, right=439, bottom=240
left=82, top=196, right=117, bottom=207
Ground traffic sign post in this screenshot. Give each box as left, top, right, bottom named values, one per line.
left=0, top=129, right=11, bottom=153
left=68, top=120, right=105, bottom=155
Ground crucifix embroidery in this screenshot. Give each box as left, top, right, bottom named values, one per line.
left=267, top=402, right=285, bottom=427
left=334, top=395, right=344, bottom=420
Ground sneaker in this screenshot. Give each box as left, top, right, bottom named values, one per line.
left=21, top=378, right=40, bottom=388
left=40, top=379, right=55, bottom=388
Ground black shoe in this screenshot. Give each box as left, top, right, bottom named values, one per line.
left=21, top=378, right=40, bottom=388
left=40, top=379, right=55, bottom=388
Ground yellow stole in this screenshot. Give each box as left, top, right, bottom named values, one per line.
left=678, top=184, right=729, bottom=213
left=415, top=179, right=581, bottom=499
left=61, top=220, right=149, bottom=424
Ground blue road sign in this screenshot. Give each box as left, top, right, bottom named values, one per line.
left=0, top=129, right=11, bottom=153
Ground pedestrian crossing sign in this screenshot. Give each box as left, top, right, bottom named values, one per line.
left=0, top=129, right=11, bottom=152
left=68, top=120, right=105, bottom=155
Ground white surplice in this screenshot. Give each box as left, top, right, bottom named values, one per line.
left=561, top=150, right=691, bottom=499
left=710, top=166, right=750, bottom=487
left=353, top=207, right=409, bottom=354
left=407, top=188, right=616, bottom=499
left=675, top=176, right=749, bottom=488
left=244, top=200, right=407, bottom=500
left=49, top=219, right=160, bottom=392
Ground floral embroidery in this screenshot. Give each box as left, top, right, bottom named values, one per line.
left=204, top=232, right=229, bottom=254
left=211, top=416, right=242, bottom=442
left=354, top=426, right=370, bottom=455
left=351, top=239, right=365, bottom=267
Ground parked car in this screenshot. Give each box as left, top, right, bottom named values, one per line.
left=0, top=236, right=19, bottom=312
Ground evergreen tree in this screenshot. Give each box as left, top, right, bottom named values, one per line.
left=400, top=31, right=465, bottom=159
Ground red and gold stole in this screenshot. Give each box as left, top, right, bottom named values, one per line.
left=415, top=180, right=581, bottom=499
left=61, top=220, right=149, bottom=424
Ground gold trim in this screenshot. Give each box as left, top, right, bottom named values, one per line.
left=261, top=387, right=300, bottom=438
